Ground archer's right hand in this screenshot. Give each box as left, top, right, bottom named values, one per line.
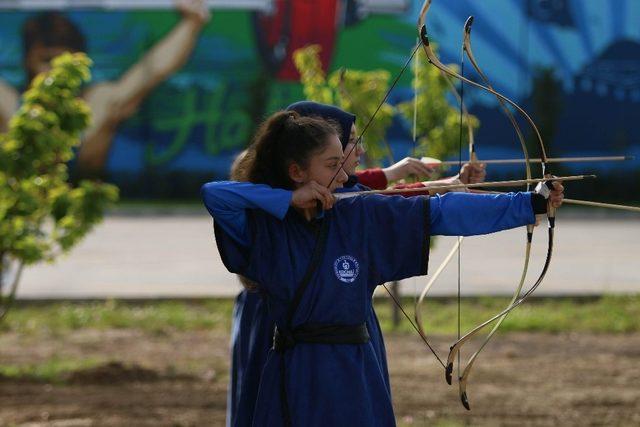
left=291, top=181, right=336, bottom=210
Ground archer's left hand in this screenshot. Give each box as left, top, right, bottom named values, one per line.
left=549, top=180, right=564, bottom=208
left=459, top=162, right=486, bottom=184
left=535, top=178, right=565, bottom=208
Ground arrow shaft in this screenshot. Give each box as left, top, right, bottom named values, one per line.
left=472, top=190, right=640, bottom=213
left=335, top=174, right=595, bottom=199
left=563, top=198, right=640, bottom=213
left=431, top=155, right=632, bottom=167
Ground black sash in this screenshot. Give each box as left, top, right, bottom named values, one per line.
left=273, top=323, right=370, bottom=353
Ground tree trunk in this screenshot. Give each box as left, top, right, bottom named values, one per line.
left=389, top=281, right=401, bottom=329
left=0, top=252, right=5, bottom=295
left=0, top=253, right=23, bottom=324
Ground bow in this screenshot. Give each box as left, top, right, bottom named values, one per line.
left=329, top=2, right=639, bottom=414
left=415, top=1, right=562, bottom=411
left=415, top=2, right=540, bottom=410
left=326, top=0, right=565, bottom=408
left=456, top=15, right=534, bottom=410
left=412, top=0, right=477, bottom=370
left=326, top=0, right=557, bottom=383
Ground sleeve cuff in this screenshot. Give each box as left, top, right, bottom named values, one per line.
left=530, top=193, right=548, bottom=215
left=271, top=189, right=293, bottom=220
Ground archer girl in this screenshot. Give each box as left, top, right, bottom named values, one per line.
left=202, top=110, right=563, bottom=426
left=225, top=101, right=487, bottom=426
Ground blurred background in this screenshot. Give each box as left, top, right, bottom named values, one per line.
left=0, top=1, right=639, bottom=426
left=1, top=0, right=638, bottom=198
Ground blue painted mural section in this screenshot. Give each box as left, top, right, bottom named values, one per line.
left=0, top=1, right=638, bottom=197
left=400, top=0, right=640, bottom=176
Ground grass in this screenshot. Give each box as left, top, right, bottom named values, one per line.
left=0, top=299, right=234, bottom=336
left=398, top=419, right=465, bottom=427
left=0, top=296, right=637, bottom=387
left=0, top=357, right=103, bottom=383
left=376, top=294, right=640, bottom=334
left=0, top=295, right=638, bottom=336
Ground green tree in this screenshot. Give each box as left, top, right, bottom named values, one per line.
left=396, top=48, right=478, bottom=167
left=293, top=45, right=478, bottom=170
left=0, top=53, right=119, bottom=321
left=293, top=45, right=394, bottom=165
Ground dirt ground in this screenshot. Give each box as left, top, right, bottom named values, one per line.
left=0, top=330, right=639, bottom=427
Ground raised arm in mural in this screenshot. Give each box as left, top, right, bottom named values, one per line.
left=0, top=0, right=210, bottom=177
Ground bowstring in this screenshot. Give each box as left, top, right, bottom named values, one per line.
left=456, top=36, right=466, bottom=381
left=326, top=43, right=421, bottom=189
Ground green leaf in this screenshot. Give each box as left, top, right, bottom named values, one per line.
left=1, top=52, right=118, bottom=278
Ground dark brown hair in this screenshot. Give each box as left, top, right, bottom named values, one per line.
left=229, top=111, right=338, bottom=292
left=23, top=12, right=86, bottom=56
left=247, top=110, right=340, bottom=190
left=229, top=149, right=255, bottom=182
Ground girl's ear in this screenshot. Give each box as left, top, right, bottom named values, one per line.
left=288, top=162, right=307, bottom=185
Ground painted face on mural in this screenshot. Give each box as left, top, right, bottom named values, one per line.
left=24, top=44, right=70, bottom=82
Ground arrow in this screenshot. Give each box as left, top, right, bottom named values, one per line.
left=420, top=155, right=633, bottom=167
left=334, top=175, right=596, bottom=200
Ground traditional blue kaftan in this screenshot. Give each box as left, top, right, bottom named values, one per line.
left=203, top=181, right=537, bottom=426
left=225, top=182, right=390, bottom=427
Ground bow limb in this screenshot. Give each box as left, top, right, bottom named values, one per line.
left=420, top=20, right=557, bottom=210
left=413, top=0, right=476, bottom=367
left=419, top=22, right=548, bottom=164
left=416, top=6, right=557, bottom=393
left=457, top=243, right=532, bottom=409
left=416, top=3, right=533, bottom=394
left=463, top=16, right=529, bottom=182
left=418, top=0, right=476, bottom=162
left=454, top=16, right=535, bottom=410
left=447, top=230, right=553, bottom=371
left=413, top=237, right=461, bottom=355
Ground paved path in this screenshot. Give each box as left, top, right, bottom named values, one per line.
left=15, top=212, right=639, bottom=299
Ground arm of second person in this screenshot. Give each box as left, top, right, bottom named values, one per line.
left=200, top=181, right=292, bottom=246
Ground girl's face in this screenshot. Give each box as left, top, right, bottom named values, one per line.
left=290, top=134, right=348, bottom=191
left=342, top=123, right=364, bottom=175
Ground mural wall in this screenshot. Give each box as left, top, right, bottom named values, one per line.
left=0, top=0, right=638, bottom=198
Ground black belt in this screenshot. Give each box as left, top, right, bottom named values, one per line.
left=273, top=323, right=370, bottom=353
left=274, top=322, right=369, bottom=426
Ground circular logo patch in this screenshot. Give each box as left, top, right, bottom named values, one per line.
left=334, top=255, right=360, bottom=283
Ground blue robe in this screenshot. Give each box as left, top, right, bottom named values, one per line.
left=225, top=184, right=390, bottom=427
left=203, top=181, right=537, bottom=426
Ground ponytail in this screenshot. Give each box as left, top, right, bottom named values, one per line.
left=246, top=110, right=339, bottom=189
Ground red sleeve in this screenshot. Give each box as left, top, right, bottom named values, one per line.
left=355, top=168, right=388, bottom=190
left=390, top=182, right=431, bottom=197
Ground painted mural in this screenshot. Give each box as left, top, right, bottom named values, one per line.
left=0, top=0, right=638, bottom=198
